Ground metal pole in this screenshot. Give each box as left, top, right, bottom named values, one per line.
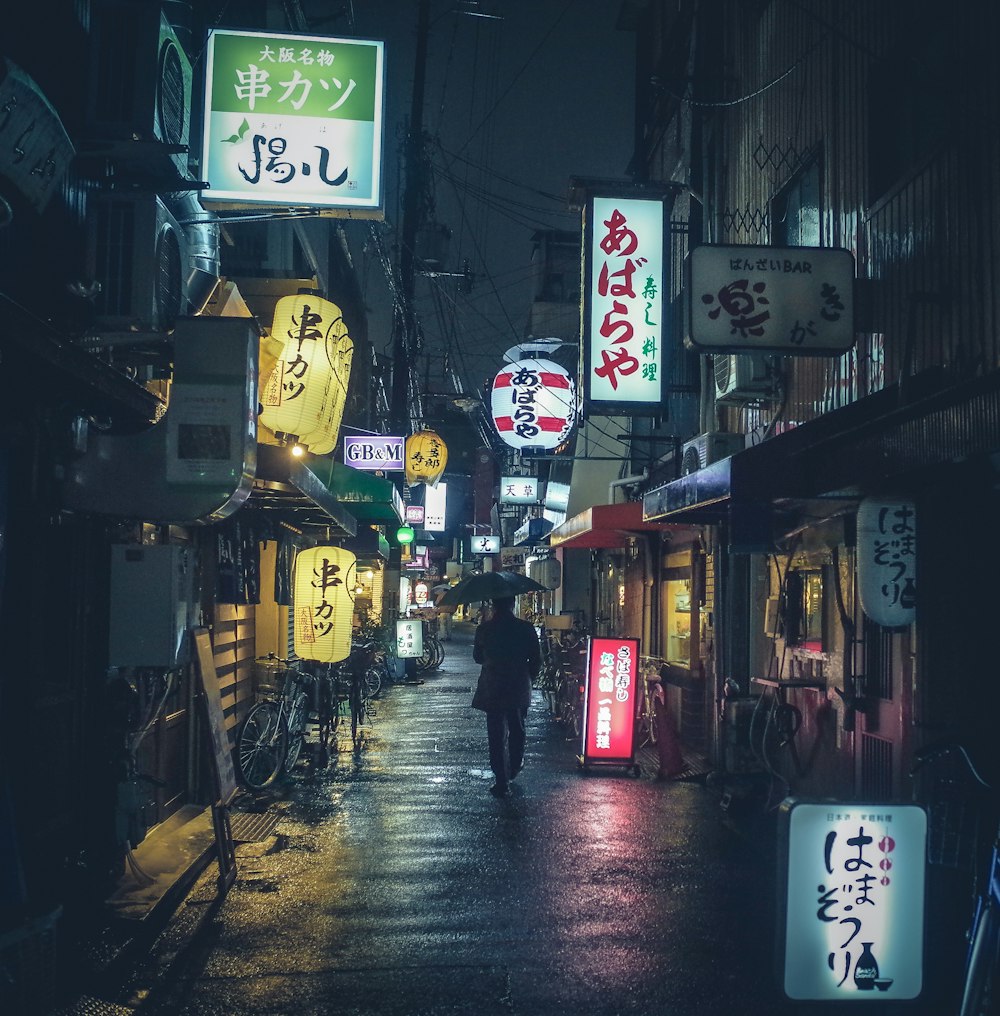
left=391, top=0, right=430, bottom=436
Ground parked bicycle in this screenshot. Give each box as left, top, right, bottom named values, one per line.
left=636, top=657, right=663, bottom=749
left=236, top=655, right=316, bottom=791
left=413, top=615, right=445, bottom=674
left=345, top=640, right=381, bottom=749
left=910, top=741, right=998, bottom=1016
left=535, top=619, right=588, bottom=738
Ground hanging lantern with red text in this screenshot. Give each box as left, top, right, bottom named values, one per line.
left=292, top=546, right=356, bottom=663
left=490, top=356, right=576, bottom=451
left=260, top=294, right=354, bottom=454
left=405, top=430, right=448, bottom=486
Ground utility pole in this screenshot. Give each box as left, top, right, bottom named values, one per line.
left=390, top=0, right=430, bottom=437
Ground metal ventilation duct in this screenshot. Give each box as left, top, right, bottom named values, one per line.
left=63, top=317, right=257, bottom=524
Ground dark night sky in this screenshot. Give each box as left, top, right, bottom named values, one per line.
left=339, top=0, right=636, bottom=401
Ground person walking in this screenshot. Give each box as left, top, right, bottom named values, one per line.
left=471, top=596, right=541, bottom=798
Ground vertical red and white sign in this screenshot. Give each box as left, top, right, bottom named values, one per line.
left=582, top=637, right=639, bottom=764
left=586, top=196, right=665, bottom=412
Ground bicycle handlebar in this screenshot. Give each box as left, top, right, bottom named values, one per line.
left=910, top=740, right=992, bottom=789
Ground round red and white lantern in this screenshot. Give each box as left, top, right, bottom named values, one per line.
left=490, top=356, right=576, bottom=451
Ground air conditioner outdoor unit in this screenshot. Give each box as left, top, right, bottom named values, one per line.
left=680, top=432, right=745, bottom=475
left=714, top=353, right=773, bottom=404
left=87, top=192, right=187, bottom=332
left=86, top=3, right=193, bottom=174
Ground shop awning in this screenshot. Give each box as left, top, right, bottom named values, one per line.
left=513, top=517, right=554, bottom=546
left=315, top=461, right=405, bottom=525
left=548, top=500, right=672, bottom=549
left=251, top=444, right=357, bottom=537
left=341, top=527, right=391, bottom=564
left=642, top=367, right=1000, bottom=526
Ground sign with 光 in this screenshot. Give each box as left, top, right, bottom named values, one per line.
left=499, top=476, right=540, bottom=505
left=472, top=535, right=500, bottom=555
left=689, top=244, right=856, bottom=354
left=778, top=800, right=926, bottom=1001
left=856, top=498, right=916, bottom=628
left=581, top=637, right=638, bottom=766
left=584, top=195, right=666, bottom=413
left=201, top=29, right=385, bottom=215
left=343, top=435, right=404, bottom=471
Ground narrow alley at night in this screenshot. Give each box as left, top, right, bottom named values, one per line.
left=3, top=1, right=1000, bottom=1014
left=57, top=627, right=797, bottom=1016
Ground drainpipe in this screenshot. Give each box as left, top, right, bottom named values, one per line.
left=607, top=467, right=649, bottom=504
left=641, top=534, right=655, bottom=650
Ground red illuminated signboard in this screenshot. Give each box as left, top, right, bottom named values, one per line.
left=581, top=637, right=638, bottom=765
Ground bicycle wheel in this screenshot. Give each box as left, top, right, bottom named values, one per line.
left=283, top=690, right=310, bottom=773
left=959, top=897, right=999, bottom=1016
left=431, top=636, right=444, bottom=669
left=237, top=701, right=287, bottom=790
left=646, top=696, right=659, bottom=745
left=350, top=677, right=363, bottom=748
left=363, top=666, right=382, bottom=700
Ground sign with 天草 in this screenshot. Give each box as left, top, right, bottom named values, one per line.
left=779, top=800, right=926, bottom=1001
left=499, top=476, right=540, bottom=505
left=585, top=195, right=666, bottom=413
left=689, top=244, right=855, bottom=354
left=202, top=29, right=384, bottom=215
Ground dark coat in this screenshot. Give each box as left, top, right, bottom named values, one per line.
left=471, top=611, right=541, bottom=712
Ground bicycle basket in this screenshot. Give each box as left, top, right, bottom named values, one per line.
left=253, top=660, right=287, bottom=697
left=924, top=778, right=983, bottom=870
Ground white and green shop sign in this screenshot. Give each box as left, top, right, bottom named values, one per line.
left=202, top=28, right=385, bottom=215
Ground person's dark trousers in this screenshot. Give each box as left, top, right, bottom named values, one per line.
left=486, top=708, right=527, bottom=788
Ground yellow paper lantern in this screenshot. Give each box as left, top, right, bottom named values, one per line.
left=369, top=565, right=384, bottom=623
left=405, top=430, right=448, bottom=486
left=260, top=295, right=354, bottom=453
left=293, top=546, right=356, bottom=663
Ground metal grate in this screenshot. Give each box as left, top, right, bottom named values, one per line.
left=154, top=220, right=182, bottom=329
left=229, top=811, right=279, bottom=843
left=862, top=618, right=894, bottom=701
left=157, top=40, right=187, bottom=147
left=860, top=732, right=893, bottom=801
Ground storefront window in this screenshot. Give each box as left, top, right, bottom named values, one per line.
left=784, top=568, right=825, bottom=652
left=664, top=576, right=692, bottom=666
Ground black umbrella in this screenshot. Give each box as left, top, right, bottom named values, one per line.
left=435, top=570, right=546, bottom=607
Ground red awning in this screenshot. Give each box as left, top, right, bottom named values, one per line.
left=548, top=501, right=676, bottom=549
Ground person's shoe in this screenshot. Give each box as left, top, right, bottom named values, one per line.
left=488, top=783, right=510, bottom=798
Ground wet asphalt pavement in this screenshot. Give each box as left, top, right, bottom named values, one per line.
left=58, top=629, right=930, bottom=1015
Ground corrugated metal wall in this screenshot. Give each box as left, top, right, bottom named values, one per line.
left=646, top=1, right=1000, bottom=426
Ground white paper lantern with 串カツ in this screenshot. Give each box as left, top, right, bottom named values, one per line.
left=259, top=295, right=354, bottom=454
left=405, top=430, right=447, bottom=486
left=293, top=546, right=356, bottom=663
left=490, top=356, right=576, bottom=451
